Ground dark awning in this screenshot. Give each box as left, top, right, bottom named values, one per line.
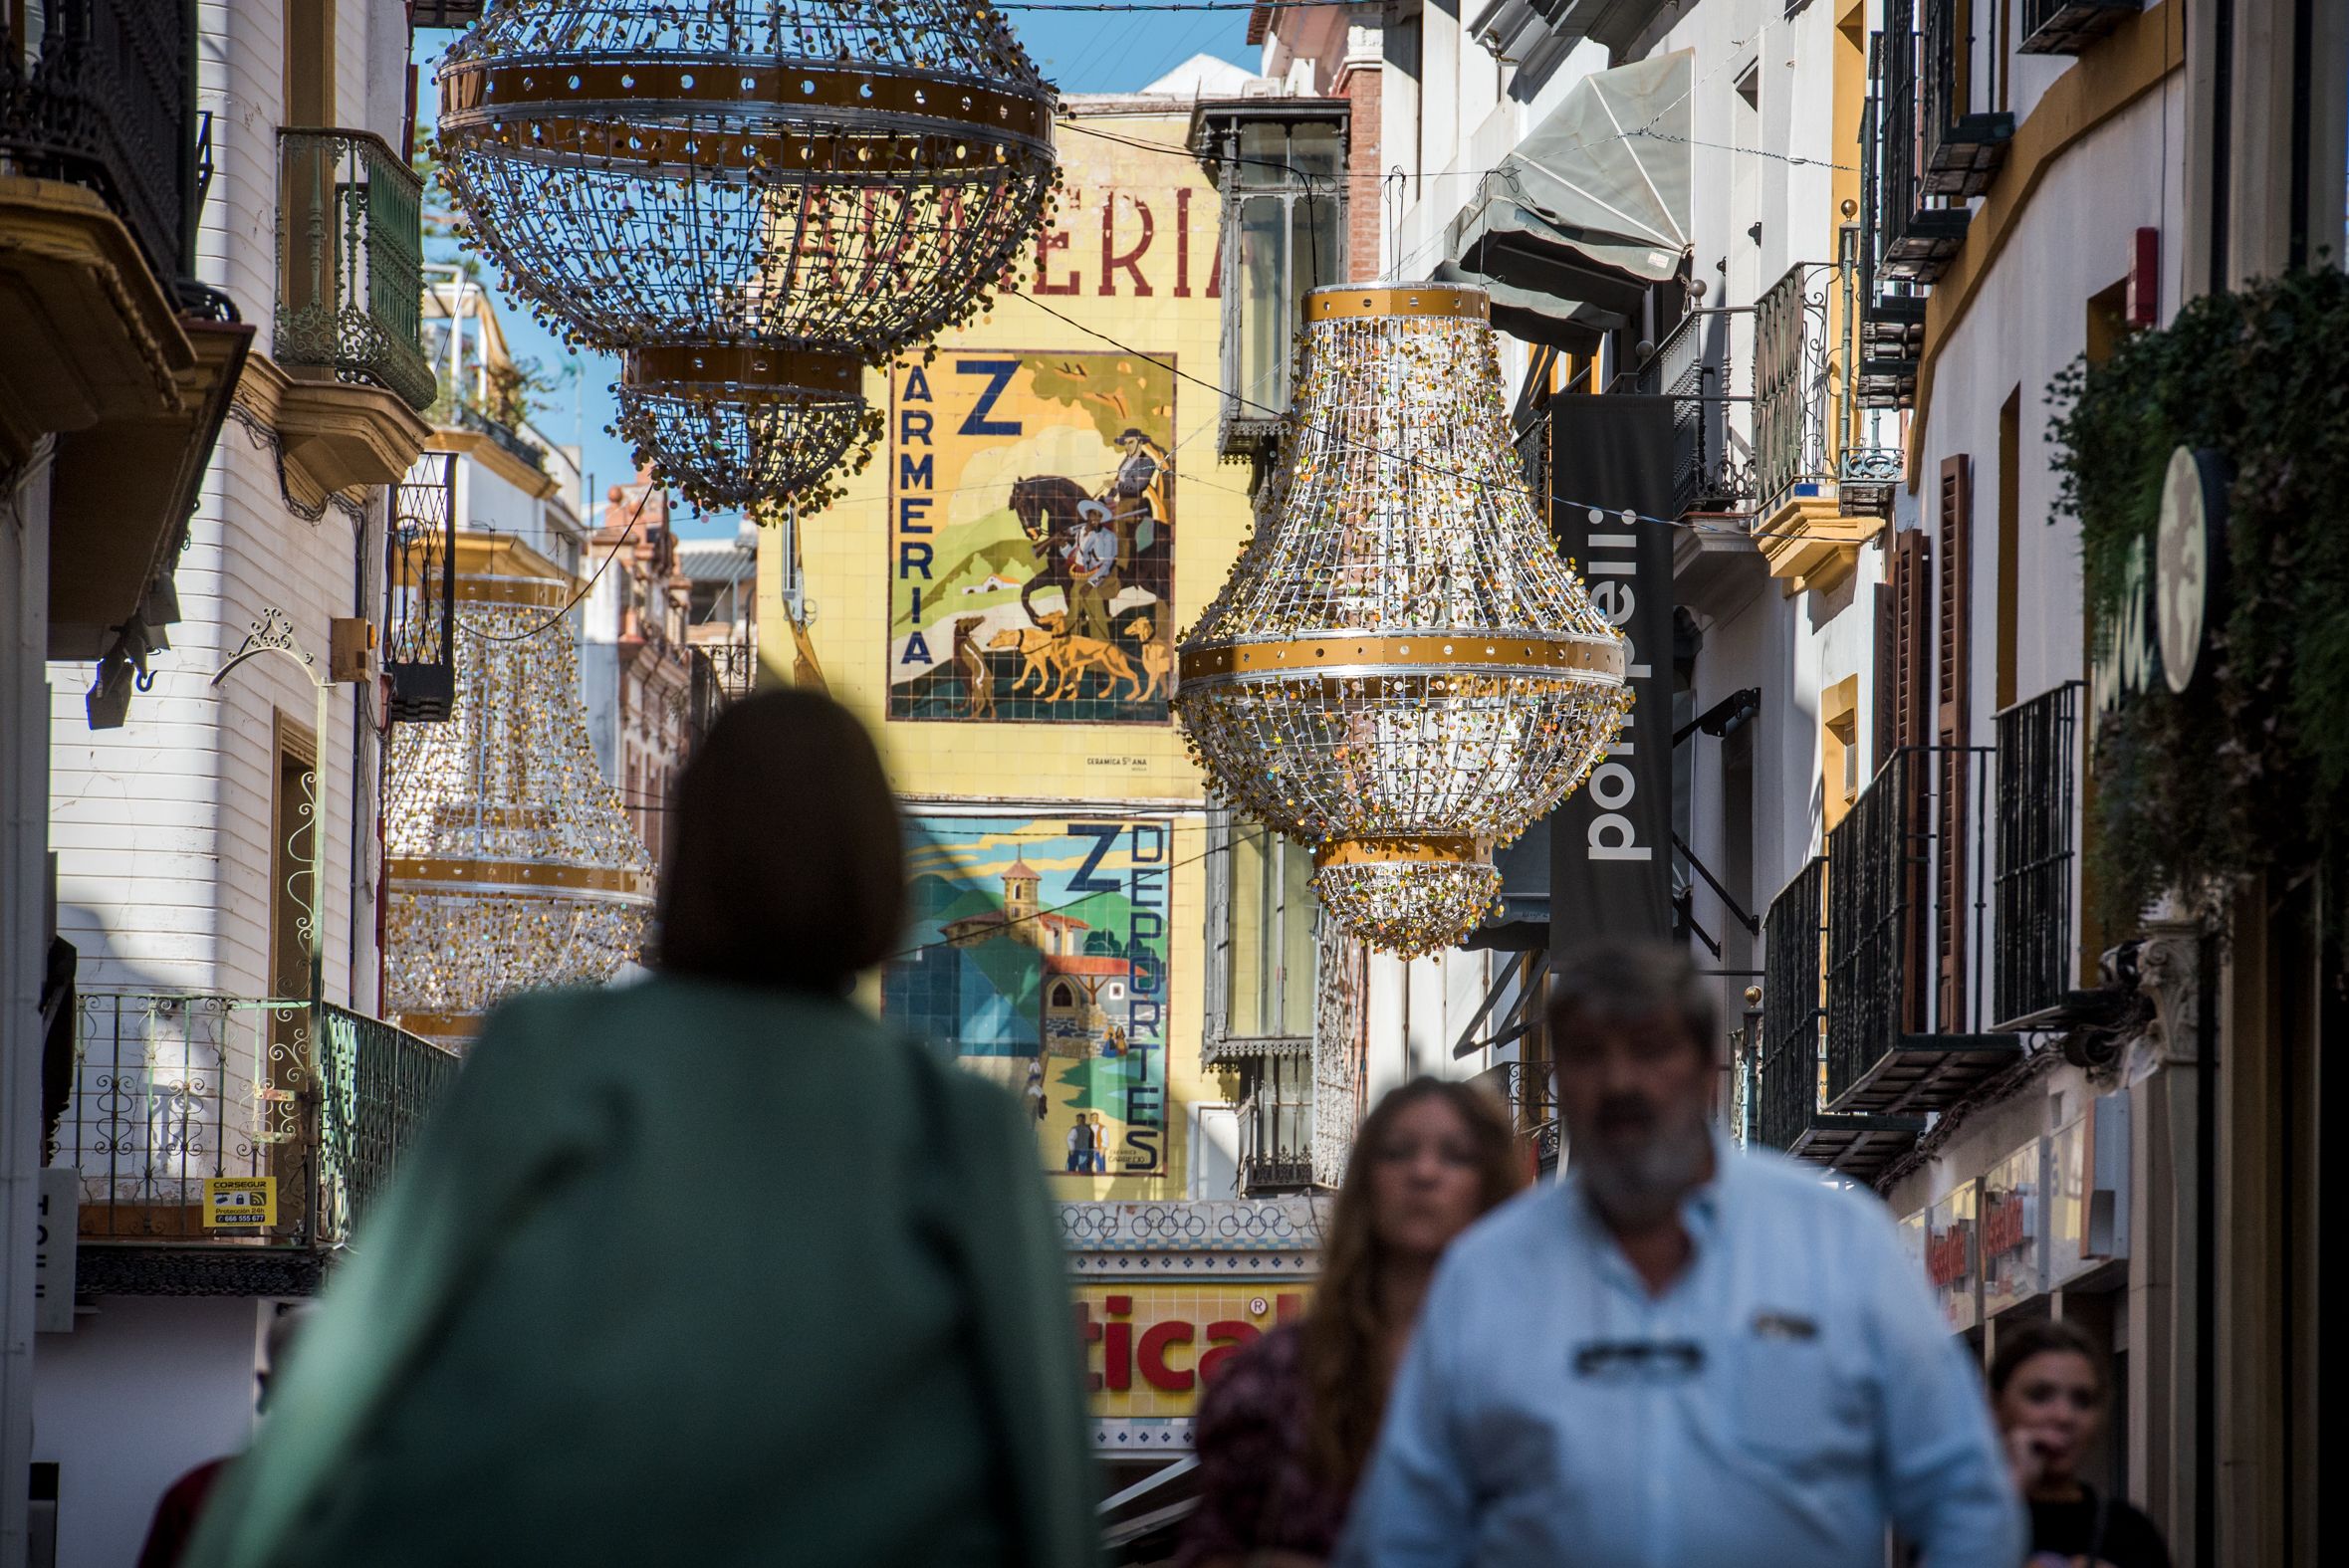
left=1443, top=49, right=1695, bottom=349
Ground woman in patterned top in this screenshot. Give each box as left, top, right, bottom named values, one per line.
left=1180, top=1078, right=1527, bottom=1568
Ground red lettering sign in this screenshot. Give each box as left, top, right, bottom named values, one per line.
left=1074, top=1292, right=1307, bottom=1396
left=1926, top=1224, right=1973, bottom=1287
left=1982, top=1193, right=2027, bottom=1260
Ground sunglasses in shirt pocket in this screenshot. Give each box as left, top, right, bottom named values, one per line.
left=1733, top=1310, right=1870, bottom=1470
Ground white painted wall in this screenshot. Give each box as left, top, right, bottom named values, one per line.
left=1913, top=83, right=2189, bottom=1012
left=49, top=0, right=406, bottom=1010
left=30, top=1296, right=266, bottom=1568
left=1, top=449, right=56, bottom=1566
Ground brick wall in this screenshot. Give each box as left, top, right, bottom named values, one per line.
left=1341, top=63, right=1383, bottom=281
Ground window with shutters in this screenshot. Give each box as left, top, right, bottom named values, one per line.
left=1937, top=455, right=1974, bottom=1031
left=1875, top=528, right=1931, bottom=770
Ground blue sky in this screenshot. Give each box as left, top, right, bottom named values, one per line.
left=410, top=5, right=1257, bottom=541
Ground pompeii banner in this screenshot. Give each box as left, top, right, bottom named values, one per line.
left=886, top=349, right=1177, bottom=724
left=885, top=815, right=1173, bottom=1180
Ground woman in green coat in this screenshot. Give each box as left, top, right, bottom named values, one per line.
left=186, top=691, right=1098, bottom=1568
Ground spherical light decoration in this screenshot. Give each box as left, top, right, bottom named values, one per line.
left=1313, top=852, right=1505, bottom=963
left=433, top=1, right=1059, bottom=508
left=384, top=534, right=656, bottom=1050
left=1173, top=284, right=1631, bottom=956
left=612, top=345, right=882, bottom=514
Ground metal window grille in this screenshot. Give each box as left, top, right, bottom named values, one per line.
left=385, top=452, right=457, bottom=722
left=1238, top=1051, right=1315, bottom=1195
left=1, top=0, right=195, bottom=285
left=1992, top=682, right=2080, bottom=1026
left=1823, top=744, right=1996, bottom=1108
left=1754, top=264, right=1839, bottom=515
left=1758, top=857, right=1826, bottom=1153
left=1633, top=306, right=1757, bottom=519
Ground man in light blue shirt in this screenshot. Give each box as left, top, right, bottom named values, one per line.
left=1338, top=943, right=2022, bottom=1568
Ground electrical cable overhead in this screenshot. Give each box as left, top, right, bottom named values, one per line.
left=467, top=477, right=653, bottom=643
left=1005, top=288, right=1834, bottom=545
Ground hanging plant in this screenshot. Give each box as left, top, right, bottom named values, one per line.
left=2049, top=267, right=2349, bottom=930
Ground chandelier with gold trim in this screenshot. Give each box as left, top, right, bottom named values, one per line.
left=384, top=533, right=655, bottom=1049
left=433, top=0, right=1058, bottom=510
left=1174, top=284, right=1631, bottom=958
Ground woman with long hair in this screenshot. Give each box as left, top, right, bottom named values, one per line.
left=1992, top=1317, right=2172, bottom=1568
left=1179, top=1077, right=1527, bottom=1568
left=183, top=691, right=1096, bottom=1568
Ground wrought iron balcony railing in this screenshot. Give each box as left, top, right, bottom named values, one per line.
left=1993, top=682, right=2081, bottom=1027
left=2018, top=1, right=2141, bottom=59
left=1824, top=746, right=2021, bottom=1116
left=49, top=993, right=459, bottom=1264
left=1754, top=264, right=1836, bottom=517
left=1756, top=858, right=1825, bottom=1155
left=1629, top=306, right=1756, bottom=518
left=1919, top=0, right=2014, bottom=199
left=276, top=128, right=436, bottom=410
left=1236, top=1073, right=1316, bottom=1195
left=1868, top=11, right=1972, bottom=287
left=2, top=0, right=196, bottom=287
left=387, top=452, right=457, bottom=723
left=451, top=400, right=550, bottom=474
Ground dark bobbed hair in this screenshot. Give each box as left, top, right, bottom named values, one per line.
left=1989, top=1316, right=2107, bottom=1400
left=656, top=689, right=904, bottom=993
left=1545, top=939, right=1719, bottom=1058
left=1300, top=1077, right=1527, bottom=1488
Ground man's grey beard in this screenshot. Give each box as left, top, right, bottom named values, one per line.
left=1580, top=1111, right=1712, bottom=1229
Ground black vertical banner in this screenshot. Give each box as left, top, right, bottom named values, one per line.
left=1548, top=395, right=1676, bottom=949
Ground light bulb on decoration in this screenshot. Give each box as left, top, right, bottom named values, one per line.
left=1173, top=284, right=1631, bottom=958
left=383, top=533, right=655, bottom=1050
left=432, top=1, right=1058, bottom=509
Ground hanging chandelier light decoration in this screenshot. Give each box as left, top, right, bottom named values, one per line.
left=383, top=533, right=656, bottom=1050
left=1174, top=284, right=1632, bottom=958
left=433, top=1, right=1059, bottom=509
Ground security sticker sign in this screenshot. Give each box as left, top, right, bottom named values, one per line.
left=202, top=1177, right=277, bottom=1230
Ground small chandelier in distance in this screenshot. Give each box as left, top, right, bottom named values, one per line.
left=1174, top=284, right=1631, bottom=957
left=433, top=1, right=1059, bottom=509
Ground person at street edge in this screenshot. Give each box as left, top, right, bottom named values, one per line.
left=178, top=690, right=1097, bottom=1568
left=1336, top=940, right=2024, bottom=1568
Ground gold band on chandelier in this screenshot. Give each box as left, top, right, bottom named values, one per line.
left=440, top=58, right=1052, bottom=151
left=1304, top=286, right=1490, bottom=323
left=1176, top=632, right=1623, bottom=686
left=622, top=344, right=866, bottom=398
left=455, top=116, right=1030, bottom=178
left=1313, top=835, right=1485, bottom=870
left=388, top=856, right=656, bottom=900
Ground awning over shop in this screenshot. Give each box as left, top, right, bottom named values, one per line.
left=1441, top=49, right=1695, bottom=350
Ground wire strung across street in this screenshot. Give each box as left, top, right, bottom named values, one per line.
left=1007, top=290, right=1844, bottom=548
left=465, top=478, right=653, bottom=643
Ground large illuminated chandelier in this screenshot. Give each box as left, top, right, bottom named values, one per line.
left=1175, top=285, right=1631, bottom=958
left=434, top=1, right=1058, bottom=509
left=384, top=534, right=655, bottom=1049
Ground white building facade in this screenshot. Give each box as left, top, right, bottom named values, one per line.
left=15, top=6, right=453, bottom=1565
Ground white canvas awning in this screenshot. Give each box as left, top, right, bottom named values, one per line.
left=1442, top=50, right=1695, bottom=348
